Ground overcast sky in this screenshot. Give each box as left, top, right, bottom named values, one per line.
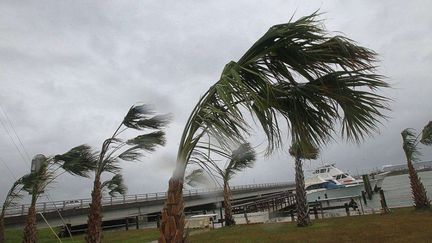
left=1, top=0, right=431, bottom=202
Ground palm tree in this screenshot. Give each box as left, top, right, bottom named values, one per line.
left=289, top=141, right=319, bottom=226
left=22, top=146, right=96, bottom=243
left=401, top=121, right=432, bottom=209
left=186, top=143, right=256, bottom=226
left=81, top=104, right=169, bottom=243
left=1, top=177, right=24, bottom=243
left=159, top=12, right=389, bottom=242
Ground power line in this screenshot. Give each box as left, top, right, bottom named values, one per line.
left=0, top=105, right=31, bottom=161
left=0, top=157, right=18, bottom=181
left=0, top=113, right=30, bottom=169
left=0, top=104, right=73, bottom=242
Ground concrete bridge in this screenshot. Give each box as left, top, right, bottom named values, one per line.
left=4, top=182, right=295, bottom=228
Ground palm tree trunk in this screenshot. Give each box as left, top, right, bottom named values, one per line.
left=86, top=174, right=103, bottom=243
left=159, top=177, right=185, bottom=243
left=223, top=182, right=235, bottom=226
left=407, top=158, right=431, bottom=209
left=0, top=213, right=5, bottom=243
left=294, top=156, right=310, bottom=227
left=22, top=197, right=37, bottom=243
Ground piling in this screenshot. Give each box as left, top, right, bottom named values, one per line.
left=361, top=191, right=368, bottom=205
left=362, top=175, right=373, bottom=199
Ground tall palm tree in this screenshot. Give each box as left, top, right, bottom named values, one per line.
left=159, top=12, right=389, bottom=242
left=22, top=146, right=96, bottom=243
left=1, top=177, right=24, bottom=243
left=289, top=141, right=319, bottom=226
left=401, top=121, right=432, bottom=209
left=186, top=143, right=256, bottom=226
left=80, top=104, right=169, bottom=243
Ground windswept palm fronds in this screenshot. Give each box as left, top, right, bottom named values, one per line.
left=68, top=104, right=170, bottom=243
left=401, top=122, right=432, bottom=209
left=1, top=177, right=24, bottom=243
left=20, top=151, right=96, bottom=243
left=185, top=143, right=256, bottom=227
left=102, top=174, right=127, bottom=197
left=160, top=12, right=390, bottom=242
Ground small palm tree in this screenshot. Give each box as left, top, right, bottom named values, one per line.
left=289, top=141, right=319, bottom=227
left=78, top=105, right=169, bottom=243
left=159, top=12, right=389, bottom=242
left=401, top=121, right=432, bottom=209
left=186, top=143, right=256, bottom=226
left=1, top=177, right=24, bottom=243
left=21, top=146, right=96, bottom=243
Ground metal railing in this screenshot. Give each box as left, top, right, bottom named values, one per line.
left=4, top=182, right=294, bottom=217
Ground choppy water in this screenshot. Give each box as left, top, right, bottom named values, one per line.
left=365, top=171, right=432, bottom=209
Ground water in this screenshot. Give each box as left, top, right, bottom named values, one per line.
left=367, top=170, right=432, bottom=209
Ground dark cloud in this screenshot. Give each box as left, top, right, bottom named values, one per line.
left=1, top=0, right=432, bottom=202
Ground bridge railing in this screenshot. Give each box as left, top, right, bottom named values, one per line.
left=3, top=181, right=294, bottom=217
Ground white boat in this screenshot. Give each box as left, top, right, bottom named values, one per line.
left=305, top=164, right=389, bottom=202
left=305, top=176, right=364, bottom=202
left=311, top=164, right=389, bottom=191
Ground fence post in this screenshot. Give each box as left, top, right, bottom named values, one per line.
left=135, top=195, right=138, bottom=202
left=22, top=205, right=25, bottom=215
left=379, top=189, right=390, bottom=214
left=313, top=206, right=318, bottom=219
left=43, top=202, right=46, bottom=213
left=319, top=202, right=324, bottom=219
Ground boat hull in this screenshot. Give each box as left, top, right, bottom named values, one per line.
left=306, top=184, right=364, bottom=202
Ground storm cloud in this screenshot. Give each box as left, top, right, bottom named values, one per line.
left=1, top=0, right=431, bottom=202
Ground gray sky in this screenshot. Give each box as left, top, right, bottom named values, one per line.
left=1, top=0, right=431, bottom=202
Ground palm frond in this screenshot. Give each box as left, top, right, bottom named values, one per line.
left=2, top=177, right=24, bottom=213
left=226, top=143, right=256, bottom=180
left=54, top=145, right=98, bottom=177
left=101, top=157, right=121, bottom=174
left=101, top=174, right=127, bottom=197
left=125, top=131, right=166, bottom=152
left=401, top=129, right=421, bottom=162
left=420, top=121, right=432, bottom=145
left=123, top=104, right=171, bottom=130
left=177, top=12, right=389, bottom=175
left=184, top=169, right=208, bottom=187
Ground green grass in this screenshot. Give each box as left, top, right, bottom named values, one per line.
left=5, top=208, right=432, bottom=242
left=4, top=228, right=160, bottom=243
left=190, top=208, right=432, bottom=243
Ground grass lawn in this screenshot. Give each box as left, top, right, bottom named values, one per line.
left=5, top=208, right=432, bottom=242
